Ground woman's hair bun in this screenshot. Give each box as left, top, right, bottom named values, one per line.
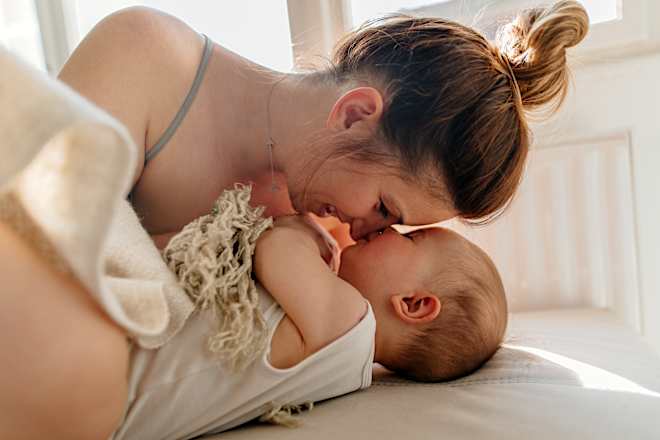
left=496, top=0, right=589, bottom=111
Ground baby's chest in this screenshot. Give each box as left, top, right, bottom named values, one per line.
left=269, top=314, right=307, bottom=369
left=124, top=310, right=293, bottom=438
left=131, top=310, right=305, bottom=390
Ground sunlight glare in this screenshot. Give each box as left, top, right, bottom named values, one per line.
left=504, top=344, right=660, bottom=397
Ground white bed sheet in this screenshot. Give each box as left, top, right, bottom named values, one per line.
left=210, top=308, right=660, bottom=440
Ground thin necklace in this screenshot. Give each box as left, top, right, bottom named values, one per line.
left=266, top=75, right=286, bottom=192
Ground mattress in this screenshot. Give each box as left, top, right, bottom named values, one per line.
left=210, top=308, right=660, bottom=439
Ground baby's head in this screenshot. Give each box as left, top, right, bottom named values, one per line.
left=339, top=227, right=507, bottom=382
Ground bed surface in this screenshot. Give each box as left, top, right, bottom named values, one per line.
left=210, top=308, right=660, bottom=439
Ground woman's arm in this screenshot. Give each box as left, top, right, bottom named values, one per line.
left=254, top=216, right=366, bottom=355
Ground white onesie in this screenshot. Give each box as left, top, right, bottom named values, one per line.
left=111, top=286, right=376, bottom=440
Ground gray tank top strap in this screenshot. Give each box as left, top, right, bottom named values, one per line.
left=143, top=33, right=213, bottom=165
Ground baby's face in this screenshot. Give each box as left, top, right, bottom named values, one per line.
left=338, top=227, right=458, bottom=304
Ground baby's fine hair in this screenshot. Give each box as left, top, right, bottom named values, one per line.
left=384, top=229, right=507, bottom=382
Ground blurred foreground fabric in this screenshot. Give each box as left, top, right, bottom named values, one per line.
left=0, top=46, right=194, bottom=349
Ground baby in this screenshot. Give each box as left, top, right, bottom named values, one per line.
left=112, top=210, right=507, bottom=439
left=258, top=215, right=508, bottom=382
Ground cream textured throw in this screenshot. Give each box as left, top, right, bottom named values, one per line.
left=0, top=47, right=193, bottom=348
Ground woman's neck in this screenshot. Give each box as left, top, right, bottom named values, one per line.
left=206, top=45, right=340, bottom=184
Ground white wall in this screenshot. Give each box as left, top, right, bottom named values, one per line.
left=0, top=0, right=45, bottom=70
left=446, top=49, right=660, bottom=353
left=550, top=51, right=660, bottom=352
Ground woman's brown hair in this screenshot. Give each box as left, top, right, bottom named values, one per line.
left=323, top=0, right=589, bottom=222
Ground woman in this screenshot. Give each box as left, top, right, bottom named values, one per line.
left=2, top=1, right=588, bottom=438
left=57, top=1, right=587, bottom=246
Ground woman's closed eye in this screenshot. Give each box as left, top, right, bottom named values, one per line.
left=378, top=197, right=405, bottom=224
left=378, top=199, right=390, bottom=219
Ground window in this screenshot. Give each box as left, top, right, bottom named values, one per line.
left=576, top=0, right=619, bottom=24
left=73, top=1, right=293, bottom=71
left=350, top=0, right=449, bottom=28
left=349, top=0, right=619, bottom=29
left=346, top=0, right=645, bottom=60
left=0, top=0, right=45, bottom=70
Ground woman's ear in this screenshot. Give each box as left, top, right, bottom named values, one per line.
left=327, top=87, right=383, bottom=131
left=390, top=292, right=442, bottom=324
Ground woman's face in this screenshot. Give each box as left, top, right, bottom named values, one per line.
left=284, top=88, right=456, bottom=239
left=287, top=159, right=456, bottom=240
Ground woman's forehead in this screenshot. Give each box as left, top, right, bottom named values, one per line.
left=387, top=177, right=456, bottom=226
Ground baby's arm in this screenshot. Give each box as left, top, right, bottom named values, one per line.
left=254, top=215, right=366, bottom=355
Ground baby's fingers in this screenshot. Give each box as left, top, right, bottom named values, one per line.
left=302, top=215, right=340, bottom=273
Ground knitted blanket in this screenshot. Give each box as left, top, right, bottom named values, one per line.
left=163, top=185, right=273, bottom=371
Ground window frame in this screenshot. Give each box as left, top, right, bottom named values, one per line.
left=356, top=0, right=660, bottom=62
left=289, top=0, right=660, bottom=66
left=40, top=0, right=660, bottom=74
left=34, top=0, right=79, bottom=74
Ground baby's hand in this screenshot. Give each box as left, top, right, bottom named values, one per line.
left=272, top=214, right=340, bottom=273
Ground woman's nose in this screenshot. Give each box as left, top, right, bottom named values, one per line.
left=350, top=216, right=397, bottom=240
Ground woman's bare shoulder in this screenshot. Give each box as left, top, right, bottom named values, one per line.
left=58, top=6, right=206, bottom=186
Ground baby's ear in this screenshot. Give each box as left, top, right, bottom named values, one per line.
left=390, top=292, right=441, bottom=324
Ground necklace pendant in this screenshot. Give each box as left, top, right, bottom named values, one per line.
left=267, top=137, right=278, bottom=192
